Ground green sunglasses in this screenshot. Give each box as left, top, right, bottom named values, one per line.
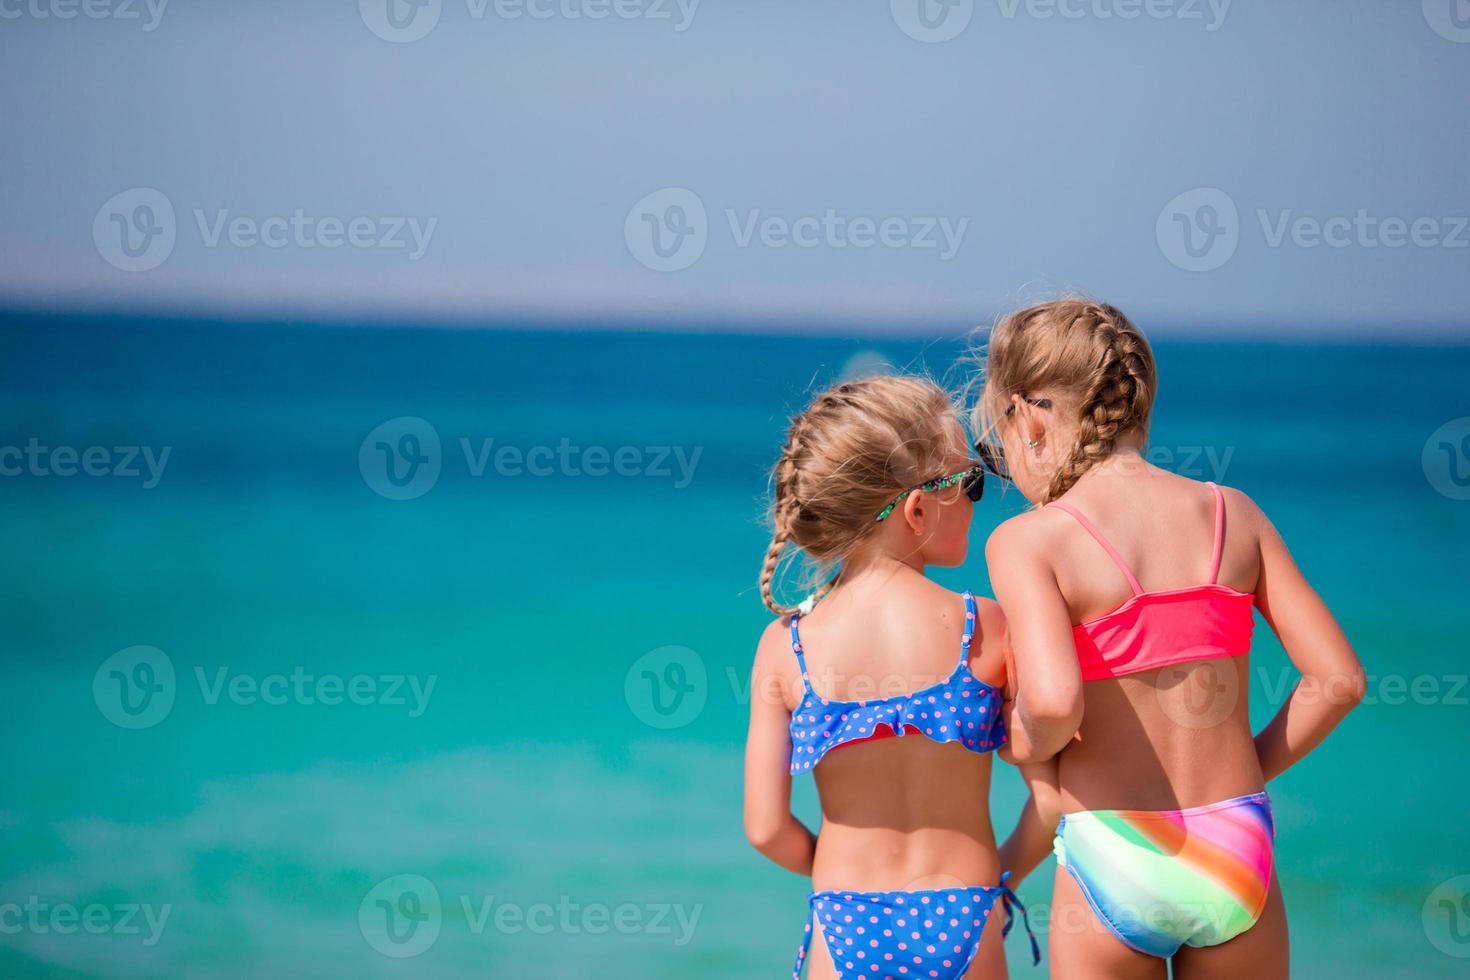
left=874, top=465, right=985, bottom=523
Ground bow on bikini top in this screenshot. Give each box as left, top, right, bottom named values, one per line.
left=1050, top=482, right=1256, bottom=682
left=787, top=592, right=1006, bottom=774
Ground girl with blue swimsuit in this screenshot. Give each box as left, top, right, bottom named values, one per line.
left=744, top=376, right=1039, bottom=979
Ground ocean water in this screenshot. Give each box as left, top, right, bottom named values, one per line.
left=0, top=312, right=1467, bottom=979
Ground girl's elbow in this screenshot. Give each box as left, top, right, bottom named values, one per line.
left=743, top=813, right=784, bottom=852
left=1336, top=663, right=1368, bottom=712
left=1028, top=689, right=1083, bottom=729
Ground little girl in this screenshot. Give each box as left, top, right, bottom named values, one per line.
left=743, top=375, right=1039, bottom=979
left=977, top=300, right=1365, bottom=979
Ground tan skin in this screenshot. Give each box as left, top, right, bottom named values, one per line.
left=987, top=392, right=1367, bottom=980
left=744, top=428, right=1017, bottom=979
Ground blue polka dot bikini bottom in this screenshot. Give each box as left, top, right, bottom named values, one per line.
left=792, top=873, right=1039, bottom=978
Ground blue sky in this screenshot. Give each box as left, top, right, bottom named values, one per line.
left=1, top=0, right=1467, bottom=335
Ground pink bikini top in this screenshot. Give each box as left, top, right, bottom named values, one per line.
left=1049, top=482, right=1255, bottom=681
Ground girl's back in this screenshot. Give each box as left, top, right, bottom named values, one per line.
left=757, top=574, right=1009, bottom=890
left=1029, top=464, right=1266, bottom=810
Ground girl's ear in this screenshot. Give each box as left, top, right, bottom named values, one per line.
left=1015, top=396, right=1049, bottom=450
left=901, top=489, right=926, bottom=536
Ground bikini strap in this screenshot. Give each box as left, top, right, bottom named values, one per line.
left=791, top=903, right=815, bottom=979
left=789, top=615, right=813, bottom=691
left=1047, top=501, right=1145, bottom=596
left=959, top=591, right=978, bottom=667
left=998, top=870, right=1042, bottom=966
left=1207, top=481, right=1226, bottom=585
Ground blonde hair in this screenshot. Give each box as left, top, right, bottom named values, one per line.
left=977, top=299, right=1157, bottom=503
left=760, top=376, right=958, bottom=616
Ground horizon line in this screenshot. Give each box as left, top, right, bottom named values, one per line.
left=2, top=297, right=1467, bottom=346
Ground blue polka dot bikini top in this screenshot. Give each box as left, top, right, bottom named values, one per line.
left=788, top=592, right=1007, bottom=774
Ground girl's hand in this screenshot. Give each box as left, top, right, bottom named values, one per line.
left=998, top=758, right=1062, bottom=885
left=1245, top=491, right=1366, bottom=781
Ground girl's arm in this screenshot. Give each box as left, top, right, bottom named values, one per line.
left=998, top=757, right=1061, bottom=885
left=986, top=519, right=1085, bottom=761
left=743, top=622, right=817, bottom=875
left=1247, top=496, right=1367, bottom=781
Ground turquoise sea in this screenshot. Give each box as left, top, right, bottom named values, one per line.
left=1, top=312, right=1467, bottom=978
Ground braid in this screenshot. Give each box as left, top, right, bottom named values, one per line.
left=760, top=438, right=803, bottom=616
left=755, top=376, right=957, bottom=617
left=1041, top=304, right=1156, bottom=503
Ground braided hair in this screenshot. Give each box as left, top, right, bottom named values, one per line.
left=759, top=376, right=957, bottom=616
left=976, top=299, right=1157, bottom=504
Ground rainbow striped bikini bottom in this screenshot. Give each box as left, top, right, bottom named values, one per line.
left=1054, top=791, right=1276, bottom=958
